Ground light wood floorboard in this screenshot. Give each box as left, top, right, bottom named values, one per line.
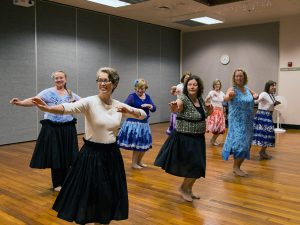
left=1, top=123, right=300, bottom=225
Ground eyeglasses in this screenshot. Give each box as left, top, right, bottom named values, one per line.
left=96, top=79, right=111, bottom=84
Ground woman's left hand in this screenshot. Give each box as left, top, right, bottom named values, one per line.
left=116, top=105, right=130, bottom=114
left=32, top=97, right=49, bottom=112
left=141, top=104, right=152, bottom=110
left=205, top=103, right=213, bottom=115
left=253, top=93, right=259, bottom=100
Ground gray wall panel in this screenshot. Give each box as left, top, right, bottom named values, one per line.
left=182, top=23, right=279, bottom=97
left=160, top=28, right=181, bottom=121
left=110, top=17, right=138, bottom=101
left=36, top=1, right=77, bottom=126
left=0, top=0, right=36, bottom=144
left=76, top=9, right=110, bottom=132
left=36, top=1, right=77, bottom=91
left=137, top=23, right=161, bottom=123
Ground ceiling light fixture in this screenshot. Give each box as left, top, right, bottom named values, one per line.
left=190, top=16, right=223, bottom=25
left=87, top=0, right=130, bottom=8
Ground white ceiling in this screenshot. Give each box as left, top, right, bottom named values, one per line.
left=48, top=0, right=300, bottom=32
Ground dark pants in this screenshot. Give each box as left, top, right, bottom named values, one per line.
left=51, top=168, right=68, bottom=188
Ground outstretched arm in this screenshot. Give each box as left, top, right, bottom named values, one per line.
left=224, top=87, right=236, bottom=102
left=10, top=96, right=40, bottom=107
left=169, top=99, right=183, bottom=113
left=32, top=97, right=64, bottom=114
left=116, top=104, right=147, bottom=119
left=170, top=86, right=177, bottom=96
left=249, top=88, right=258, bottom=100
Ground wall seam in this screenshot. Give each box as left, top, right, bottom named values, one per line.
left=35, top=0, right=38, bottom=137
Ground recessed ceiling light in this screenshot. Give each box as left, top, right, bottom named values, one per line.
left=190, top=16, right=223, bottom=25
left=87, top=0, right=130, bottom=8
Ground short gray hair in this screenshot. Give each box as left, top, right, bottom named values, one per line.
left=96, top=67, right=120, bottom=92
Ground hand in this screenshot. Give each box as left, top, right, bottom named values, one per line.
left=170, top=86, right=177, bottom=95
left=116, top=105, right=130, bottom=114
left=205, top=102, right=212, bottom=108
left=169, top=101, right=178, bottom=112
left=205, top=104, right=213, bottom=115
left=228, top=91, right=236, bottom=98
left=253, top=93, right=259, bottom=100
left=141, top=104, right=152, bottom=109
left=274, top=101, right=281, bottom=106
left=10, top=98, right=22, bottom=105
left=32, top=97, right=48, bottom=112
left=205, top=97, right=211, bottom=105
left=116, top=105, right=140, bottom=116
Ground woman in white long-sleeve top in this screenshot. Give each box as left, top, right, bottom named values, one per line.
left=205, top=79, right=226, bottom=146
left=252, top=80, right=280, bottom=159
left=33, top=67, right=147, bottom=225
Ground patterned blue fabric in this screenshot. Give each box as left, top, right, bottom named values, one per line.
left=222, top=86, right=254, bottom=160
left=118, top=121, right=152, bottom=151
left=38, top=88, right=80, bottom=122
left=252, top=109, right=275, bottom=147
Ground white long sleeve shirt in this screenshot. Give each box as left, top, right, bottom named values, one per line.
left=62, top=95, right=146, bottom=143
left=206, top=90, right=225, bottom=108
left=255, top=92, right=275, bottom=111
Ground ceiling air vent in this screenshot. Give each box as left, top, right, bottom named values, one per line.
left=121, top=0, right=150, bottom=4
left=174, top=20, right=207, bottom=27
left=193, top=0, right=244, bottom=6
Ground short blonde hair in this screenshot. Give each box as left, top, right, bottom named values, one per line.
left=134, top=78, right=148, bottom=90
left=212, top=79, right=222, bottom=90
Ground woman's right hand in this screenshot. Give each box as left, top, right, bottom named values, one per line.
left=169, top=101, right=178, bottom=112
left=10, top=98, right=22, bottom=105
left=170, top=86, right=177, bottom=95
left=228, top=90, right=236, bottom=98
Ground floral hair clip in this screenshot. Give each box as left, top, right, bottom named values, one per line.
left=134, top=79, right=139, bottom=86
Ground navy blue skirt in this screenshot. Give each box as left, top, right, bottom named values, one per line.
left=53, top=139, right=128, bottom=224
left=154, top=131, right=206, bottom=178
left=30, top=119, right=78, bottom=169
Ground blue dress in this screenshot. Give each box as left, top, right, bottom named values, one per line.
left=222, top=86, right=254, bottom=160
left=118, top=92, right=156, bottom=151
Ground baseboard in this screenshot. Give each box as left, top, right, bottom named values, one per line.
left=279, top=124, right=300, bottom=130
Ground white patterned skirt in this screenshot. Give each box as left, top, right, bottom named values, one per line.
left=252, top=109, right=275, bottom=147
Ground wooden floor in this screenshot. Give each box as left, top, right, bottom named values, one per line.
left=1, top=123, right=300, bottom=225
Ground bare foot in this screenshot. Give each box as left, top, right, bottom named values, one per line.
left=132, top=164, right=143, bottom=169
left=179, top=187, right=193, bottom=202
left=210, top=140, right=219, bottom=146
left=233, top=169, right=246, bottom=177
left=54, top=186, right=61, bottom=192
left=191, top=193, right=200, bottom=199
left=260, top=153, right=272, bottom=160
left=241, top=170, right=248, bottom=175
left=139, top=162, right=148, bottom=168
